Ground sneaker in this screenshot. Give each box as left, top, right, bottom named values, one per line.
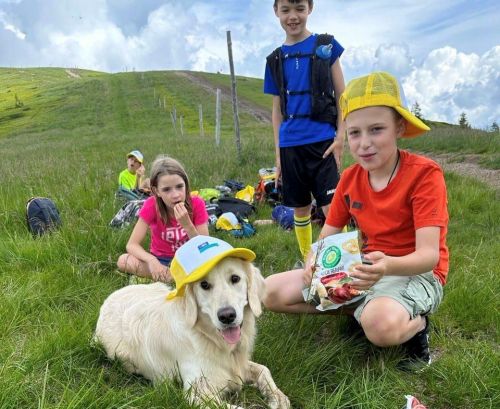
left=402, top=395, right=428, bottom=409
left=293, top=260, right=305, bottom=270
left=397, top=316, right=431, bottom=371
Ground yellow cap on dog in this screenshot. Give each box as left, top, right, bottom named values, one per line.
left=339, top=71, right=430, bottom=138
left=166, top=235, right=255, bottom=300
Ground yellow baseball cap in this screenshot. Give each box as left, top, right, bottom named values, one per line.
left=166, top=235, right=255, bottom=300
left=339, top=71, right=430, bottom=138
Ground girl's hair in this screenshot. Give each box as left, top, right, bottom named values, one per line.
left=274, top=0, right=313, bottom=8
left=150, top=155, right=193, bottom=225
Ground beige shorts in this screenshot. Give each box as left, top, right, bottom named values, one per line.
left=353, top=272, right=444, bottom=323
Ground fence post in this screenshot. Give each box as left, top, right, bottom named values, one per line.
left=199, top=104, right=204, bottom=137
left=226, top=30, right=241, bottom=159
left=215, top=89, right=221, bottom=146
left=180, top=115, right=184, bottom=137
left=170, top=105, right=178, bottom=137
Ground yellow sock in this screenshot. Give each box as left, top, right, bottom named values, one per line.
left=294, top=214, right=312, bottom=260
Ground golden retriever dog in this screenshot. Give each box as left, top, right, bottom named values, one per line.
left=95, top=246, right=290, bottom=409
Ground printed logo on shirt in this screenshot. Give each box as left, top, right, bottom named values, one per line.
left=162, top=226, right=188, bottom=253
left=352, top=201, right=363, bottom=210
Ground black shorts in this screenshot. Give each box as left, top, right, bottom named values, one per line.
left=280, top=139, right=339, bottom=208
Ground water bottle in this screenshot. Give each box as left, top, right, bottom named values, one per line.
left=316, top=43, right=332, bottom=60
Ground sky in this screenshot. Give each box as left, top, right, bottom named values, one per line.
left=1, top=0, right=499, bottom=128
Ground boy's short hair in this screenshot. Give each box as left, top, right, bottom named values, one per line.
left=340, top=71, right=430, bottom=138
left=274, top=0, right=313, bottom=8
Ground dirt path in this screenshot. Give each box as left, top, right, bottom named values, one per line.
left=419, top=152, right=499, bottom=193
left=65, top=69, right=81, bottom=78
left=175, top=71, right=271, bottom=123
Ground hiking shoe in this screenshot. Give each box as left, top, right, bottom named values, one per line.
left=293, top=260, right=305, bottom=270
left=397, top=316, right=431, bottom=371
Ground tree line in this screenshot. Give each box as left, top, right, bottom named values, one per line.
left=411, top=101, right=498, bottom=133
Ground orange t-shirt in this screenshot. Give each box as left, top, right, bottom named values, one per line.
left=326, top=150, right=449, bottom=285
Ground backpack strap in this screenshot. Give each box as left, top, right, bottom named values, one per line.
left=310, top=33, right=337, bottom=126
left=266, top=47, right=287, bottom=120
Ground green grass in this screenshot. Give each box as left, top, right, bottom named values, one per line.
left=0, top=68, right=498, bottom=409
left=399, top=124, right=499, bottom=169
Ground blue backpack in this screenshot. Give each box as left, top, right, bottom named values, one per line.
left=26, top=197, right=62, bottom=236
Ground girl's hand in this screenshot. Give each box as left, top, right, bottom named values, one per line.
left=147, top=258, right=171, bottom=283
left=173, top=202, right=191, bottom=228
left=349, top=251, right=387, bottom=290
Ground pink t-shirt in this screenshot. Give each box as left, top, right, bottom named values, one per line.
left=138, top=195, right=208, bottom=258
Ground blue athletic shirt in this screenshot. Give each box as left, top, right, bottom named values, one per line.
left=264, top=34, right=344, bottom=148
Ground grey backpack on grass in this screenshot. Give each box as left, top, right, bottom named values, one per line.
left=110, top=199, right=145, bottom=228
left=26, top=197, right=62, bottom=237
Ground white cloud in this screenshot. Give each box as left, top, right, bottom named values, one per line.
left=0, top=9, right=25, bottom=39
left=403, top=47, right=500, bottom=127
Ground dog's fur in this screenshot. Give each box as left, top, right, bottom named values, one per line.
left=95, top=258, right=290, bottom=409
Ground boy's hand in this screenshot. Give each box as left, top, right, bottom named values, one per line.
left=349, top=251, right=386, bottom=290
left=323, top=139, right=343, bottom=172
left=173, top=202, right=191, bottom=228
left=301, top=264, right=314, bottom=287
left=136, top=164, right=145, bottom=177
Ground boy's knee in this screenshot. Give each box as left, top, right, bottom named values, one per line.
left=263, top=277, right=280, bottom=311
left=361, top=315, right=403, bottom=347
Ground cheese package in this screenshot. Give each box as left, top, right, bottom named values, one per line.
left=302, top=231, right=370, bottom=311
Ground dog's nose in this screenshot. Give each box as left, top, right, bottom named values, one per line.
left=217, top=307, right=236, bottom=324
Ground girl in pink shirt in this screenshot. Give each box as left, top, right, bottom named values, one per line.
left=117, top=156, right=209, bottom=282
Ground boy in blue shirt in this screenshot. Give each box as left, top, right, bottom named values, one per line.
left=264, top=0, right=346, bottom=261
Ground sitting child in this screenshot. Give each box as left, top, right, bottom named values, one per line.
left=117, top=150, right=150, bottom=200
left=264, top=71, right=449, bottom=371
left=117, top=155, right=209, bottom=282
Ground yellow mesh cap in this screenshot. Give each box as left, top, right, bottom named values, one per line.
left=340, top=72, right=430, bottom=138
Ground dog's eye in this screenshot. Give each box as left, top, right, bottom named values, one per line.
left=230, top=275, right=240, bottom=284
left=200, top=281, right=211, bottom=290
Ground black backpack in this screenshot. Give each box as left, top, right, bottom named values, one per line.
left=214, top=197, right=256, bottom=219
left=266, top=33, right=337, bottom=127
left=26, top=197, right=62, bottom=236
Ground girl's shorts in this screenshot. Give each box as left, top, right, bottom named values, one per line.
left=155, top=255, right=173, bottom=267
left=353, top=271, right=444, bottom=323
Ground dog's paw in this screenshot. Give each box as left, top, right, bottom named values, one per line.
left=268, top=389, right=291, bottom=409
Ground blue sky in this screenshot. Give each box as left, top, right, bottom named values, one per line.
left=0, top=0, right=498, bottom=128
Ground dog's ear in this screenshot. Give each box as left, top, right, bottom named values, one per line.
left=246, top=263, right=265, bottom=317
left=183, top=284, right=198, bottom=328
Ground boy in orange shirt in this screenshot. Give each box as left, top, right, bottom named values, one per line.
left=264, top=72, right=449, bottom=370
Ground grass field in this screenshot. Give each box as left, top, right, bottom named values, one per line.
left=0, top=67, right=498, bottom=409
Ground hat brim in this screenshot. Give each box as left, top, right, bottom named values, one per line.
left=166, top=247, right=256, bottom=300
left=394, top=106, right=430, bottom=138
left=127, top=154, right=143, bottom=163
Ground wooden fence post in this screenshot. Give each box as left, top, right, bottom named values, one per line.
left=215, top=89, right=221, bottom=146
left=199, top=104, right=204, bottom=137
left=170, top=105, right=178, bottom=137
left=226, top=30, right=241, bottom=158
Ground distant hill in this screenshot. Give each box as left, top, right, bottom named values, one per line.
left=0, top=67, right=272, bottom=140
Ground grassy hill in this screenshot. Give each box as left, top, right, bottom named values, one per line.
left=0, top=67, right=498, bottom=409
